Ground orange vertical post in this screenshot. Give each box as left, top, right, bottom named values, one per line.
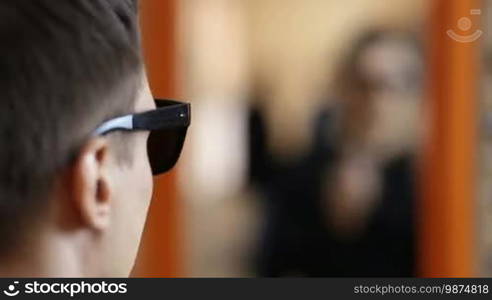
left=132, top=0, right=182, bottom=277
left=420, top=0, right=480, bottom=277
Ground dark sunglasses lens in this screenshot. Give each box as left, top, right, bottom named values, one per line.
left=147, top=128, right=187, bottom=175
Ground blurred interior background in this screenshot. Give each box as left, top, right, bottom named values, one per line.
left=132, top=0, right=492, bottom=277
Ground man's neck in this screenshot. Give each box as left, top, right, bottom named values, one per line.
left=0, top=230, right=92, bottom=277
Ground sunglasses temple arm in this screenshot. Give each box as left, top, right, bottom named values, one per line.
left=93, top=115, right=134, bottom=136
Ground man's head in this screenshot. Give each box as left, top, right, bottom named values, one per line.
left=0, top=0, right=154, bottom=276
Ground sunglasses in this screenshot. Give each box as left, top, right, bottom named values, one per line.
left=93, top=99, right=191, bottom=175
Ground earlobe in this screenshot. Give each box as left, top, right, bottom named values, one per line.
left=71, top=138, right=112, bottom=231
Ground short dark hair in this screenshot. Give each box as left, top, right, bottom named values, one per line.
left=0, top=0, right=142, bottom=254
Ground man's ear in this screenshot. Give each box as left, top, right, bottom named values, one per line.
left=71, top=137, right=112, bottom=231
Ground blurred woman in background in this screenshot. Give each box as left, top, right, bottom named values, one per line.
left=249, top=29, right=423, bottom=277
left=327, top=29, right=423, bottom=276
